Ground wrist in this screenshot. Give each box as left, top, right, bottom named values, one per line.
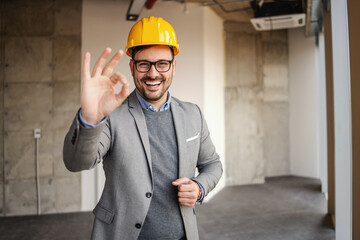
left=81, top=110, right=104, bottom=125
left=197, top=185, right=202, bottom=200
left=79, top=109, right=106, bottom=128
left=193, top=180, right=205, bottom=203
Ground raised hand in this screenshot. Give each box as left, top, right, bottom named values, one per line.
left=80, top=48, right=129, bottom=124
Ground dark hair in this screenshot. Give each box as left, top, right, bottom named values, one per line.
left=131, top=45, right=174, bottom=60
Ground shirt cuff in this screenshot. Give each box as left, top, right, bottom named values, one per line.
left=78, top=109, right=106, bottom=128
left=196, top=182, right=205, bottom=203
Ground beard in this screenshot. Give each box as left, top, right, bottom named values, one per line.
left=135, top=75, right=171, bottom=103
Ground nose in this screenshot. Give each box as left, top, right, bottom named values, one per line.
left=147, top=64, right=159, bottom=78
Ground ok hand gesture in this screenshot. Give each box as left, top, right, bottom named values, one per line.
left=80, top=48, right=129, bottom=124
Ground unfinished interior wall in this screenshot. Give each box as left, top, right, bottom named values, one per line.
left=288, top=28, right=320, bottom=179
left=0, top=0, right=82, bottom=216
left=225, top=22, right=290, bottom=185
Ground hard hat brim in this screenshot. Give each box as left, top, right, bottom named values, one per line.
left=126, top=44, right=180, bottom=57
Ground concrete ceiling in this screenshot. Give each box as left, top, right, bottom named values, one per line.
left=166, top=0, right=255, bottom=22
left=164, top=0, right=322, bottom=37
left=127, top=0, right=322, bottom=36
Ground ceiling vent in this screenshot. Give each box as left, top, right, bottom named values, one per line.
left=250, top=13, right=306, bottom=31
left=249, top=0, right=305, bottom=31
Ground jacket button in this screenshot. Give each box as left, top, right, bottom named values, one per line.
left=135, top=223, right=141, bottom=229
left=146, top=192, right=152, bottom=198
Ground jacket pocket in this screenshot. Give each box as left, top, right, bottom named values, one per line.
left=93, top=204, right=115, bottom=224
left=186, top=132, right=200, bottom=143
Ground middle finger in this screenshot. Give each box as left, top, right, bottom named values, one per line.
left=178, top=184, right=194, bottom=192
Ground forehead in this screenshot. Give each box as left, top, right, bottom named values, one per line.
left=134, top=45, right=173, bottom=61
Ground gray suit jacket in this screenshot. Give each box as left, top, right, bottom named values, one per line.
left=63, top=91, right=223, bottom=240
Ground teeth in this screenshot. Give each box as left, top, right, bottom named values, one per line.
left=145, top=81, right=161, bottom=86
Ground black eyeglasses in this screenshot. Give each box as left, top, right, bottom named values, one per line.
left=133, top=59, right=173, bottom=73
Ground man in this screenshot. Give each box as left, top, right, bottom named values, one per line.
left=63, top=16, right=222, bottom=240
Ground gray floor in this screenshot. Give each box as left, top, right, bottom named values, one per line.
left=196, top=176, right=334, bottom=240
left=0, top=176, right=334, bottom=240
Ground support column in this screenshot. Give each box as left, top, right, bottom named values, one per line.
left=347, top=0, right=360, bottom=238
left=330, top=0, right=352, bottom=239
left=323, top=8, right=335, bottom=227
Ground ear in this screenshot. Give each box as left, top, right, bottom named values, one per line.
left=129, top=59, right=134, bottom=76
left=172, top=59, right=177, bottom=77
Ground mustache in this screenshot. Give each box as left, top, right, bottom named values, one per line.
left=141, top=76, right=165, bottom=82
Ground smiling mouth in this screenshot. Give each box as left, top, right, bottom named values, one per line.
left=144, top=80, right=161, bottom=86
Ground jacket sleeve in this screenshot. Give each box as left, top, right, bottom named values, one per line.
left=192, top=106, right=223, bottom=198
left=63, top=110, right=111, bottom=172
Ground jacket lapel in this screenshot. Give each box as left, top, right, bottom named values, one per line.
left=171, top=99, right=186, bottom=178
left=128, top=91, right=153, bottom=185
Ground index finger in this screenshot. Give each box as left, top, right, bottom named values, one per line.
left=172, top=177, right=191, bottom=186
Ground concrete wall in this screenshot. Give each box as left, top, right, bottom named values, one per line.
left=82, top=0, right=225, bottom=209
left=288, top=28, right=320, bottom=179
left=0, top=0, right=82, bottom=216
left=224, top=22, right=290, bottom=185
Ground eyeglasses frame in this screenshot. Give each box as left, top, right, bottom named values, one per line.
left=132, top=59, right=174, bottom=73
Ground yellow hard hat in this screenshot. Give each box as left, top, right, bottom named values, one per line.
left=126, top=16, right=180, bottom=57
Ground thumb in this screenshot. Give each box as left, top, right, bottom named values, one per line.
left=172, top=177, right=191, bottom=186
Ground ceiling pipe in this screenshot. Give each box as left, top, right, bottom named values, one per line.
left=146, top=0, right=157, bottom=9
left=210, top=0, right=252, bottom=13
left=305, top=0, right=323, bottom=37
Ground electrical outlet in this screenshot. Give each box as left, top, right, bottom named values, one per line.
left=34, top=129, right=41, bottom=139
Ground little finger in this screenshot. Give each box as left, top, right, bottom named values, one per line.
left=102, top=50, right=124, bottom=77
left=178, top=198, right=195, bottom=207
